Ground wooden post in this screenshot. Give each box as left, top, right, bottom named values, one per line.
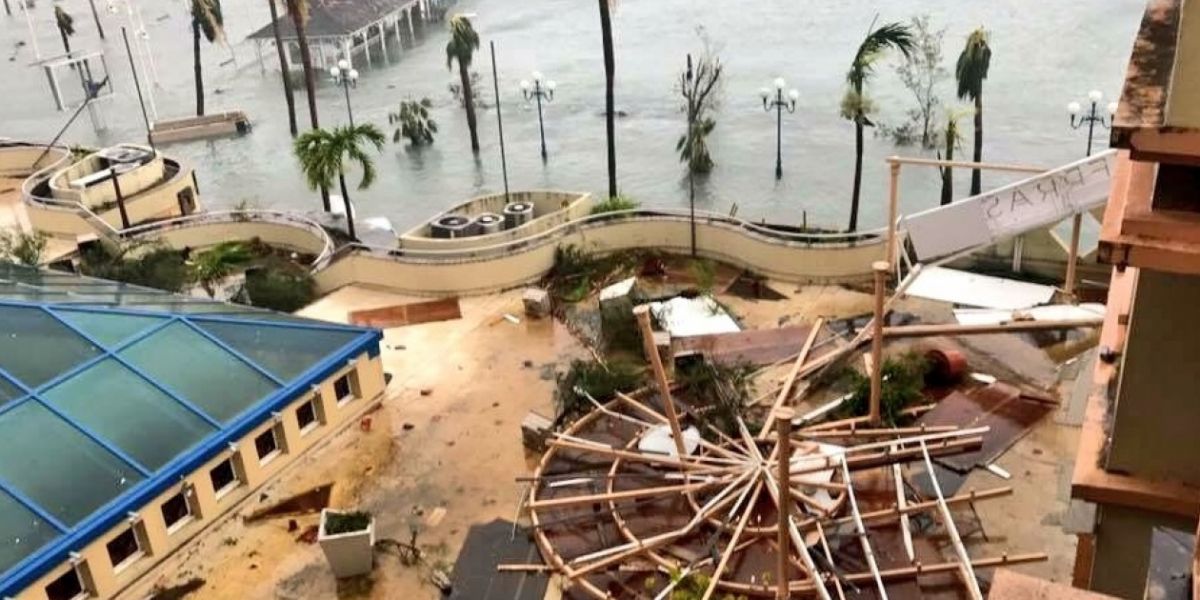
left=775, top=407, right=796, bottom=599
left=634, top=305, right=688, bottom=459
left=869, top=261, right=889, bottom=427
left=1064, top=213, right=1082, bottom=303
left=887, top=159, right=901, bottom=269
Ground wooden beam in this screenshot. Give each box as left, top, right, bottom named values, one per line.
left=775, top=408, right=795, bottom=600
left=634, top=305, right=688, bottom=459
left=887, top=161, right=901, bottom=268
left=759, top=318, right=824, bottom=439
left=892, top=448, right=914, bottom=564
left=919, top=440, right=983, bottom=600
left=700, top=481, right=764, bottom=600
left=885, top=155, right=1048, bottom=174
left=527, top=478, right=729, bottom=510
left=869, top=261, right=889, bottom=426
left=1065, top=213, right=1083, bottom=301
left=882, top=318, right=1103, bottom=339
left=819, top=486, right=1012, bottom=529
left=839, top=455, right=888, bottom=599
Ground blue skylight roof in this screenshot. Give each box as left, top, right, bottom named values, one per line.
left=0, top=264, right=381, bottom=596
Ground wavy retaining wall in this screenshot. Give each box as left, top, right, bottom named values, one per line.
left=316, top=213, right=887, bottom=296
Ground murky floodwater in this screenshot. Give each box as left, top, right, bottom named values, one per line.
left=2, top=0, right=1144, bottom=235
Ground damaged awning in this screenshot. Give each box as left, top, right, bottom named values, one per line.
left=905, top=266, right=1057, bottom=310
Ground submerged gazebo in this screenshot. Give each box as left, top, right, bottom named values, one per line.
left=248, top=0, right=450, bottom=72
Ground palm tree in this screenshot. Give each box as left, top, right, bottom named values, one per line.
left=191, top=0, right=225, bottom=117
left=54, top=6, right=75, bottom=55
left=446, top=15, right=481, bottom=153
left=939, top=108, right=971, bottom=205
left=956, top=27, right=991, bottom=196
left=598, top=0, right=617, bottom=199
left=267, top=0, right=298, bottom=136
left=842, top=21, right=914, bottom=233
left=293, top=124, right=386, bottom=240
left=284, top=0, right=329, bottom=210
left=188, top=241, right=252, bottom=297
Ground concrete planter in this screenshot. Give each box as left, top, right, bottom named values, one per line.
left=318, top=509, right=375, bottom=578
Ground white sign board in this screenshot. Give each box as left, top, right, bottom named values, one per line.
left=903, top=150, right=1116, bottom=262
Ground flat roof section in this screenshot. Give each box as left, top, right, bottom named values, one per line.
left=0, top=263, right=382, bottom=596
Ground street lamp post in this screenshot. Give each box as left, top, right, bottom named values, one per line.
left=330, top=59, right=359, bottom=127
left=760, top=77, right=798, bottom=180
left=1062, top=90, right=1119, bottom=301
left=1067, top=90, right=1118, bottom=157
left=520, top=72, right=556, bottom=161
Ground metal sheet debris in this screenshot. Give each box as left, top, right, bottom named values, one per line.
left=903, top=151, right=1115, bottom=262
left=906, top=266, right=1057, bottom=310
left=954, top=303, right=1106, bottom=326
left=648, top=296, right=740, bottom=338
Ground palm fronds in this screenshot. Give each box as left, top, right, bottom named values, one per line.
left=846, top=22, right=915, bottom=91
left=191, top=0, right=225, bottom=44
left=956, top=28, right=991, bottom=101
left=445, top=15, right=480, bottom=70
left=54, top=6, right=75, bottom=37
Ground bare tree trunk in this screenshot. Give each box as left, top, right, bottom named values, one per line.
left=599, top=0, right=617, bottom=199
left=338, top=173, right=356, bottom=239
left=940, top=129, right=954, bottom=205
left=460, top=61, right=479, bottom=152
left=287, top=0, right=330, bottom=211
left=849, top=117, right=864, bottom=232
left=971, top=94, right=983, bottom=195
left=268, top=0, right=297, bottom=136
left=88, top=0, right=104, bottom=39
left=193, top=19, right=205, bottom=116
left=58, top=26, right=71, bottom=55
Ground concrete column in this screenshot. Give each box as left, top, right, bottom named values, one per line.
left=361, top=32, right=372, bottom=67
left=394, top=15, right=403, bottom=48
left=342, top=39, right=352, bottom=66
left=139, top=502, right=171, bottom=561
left=407, top=8, right=415, bottom=37
left=317, top=41, right=327, bottom=71
left=190, top=463, right=220, bottom=520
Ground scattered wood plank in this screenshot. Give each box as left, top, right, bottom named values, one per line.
left=348, top=297, right=462, bottom=328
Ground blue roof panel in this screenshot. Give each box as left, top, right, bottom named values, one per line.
left=0, top=402, right=144, bottom=526
left=41, top=359, right=216, bottom=470
left=0, top=264, right=383, bottom=596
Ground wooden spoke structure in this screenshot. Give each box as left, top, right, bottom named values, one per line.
left=526, top=389, right=1047, bottom=598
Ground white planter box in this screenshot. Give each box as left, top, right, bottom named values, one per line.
left=318, top=509, right=375, bottom=578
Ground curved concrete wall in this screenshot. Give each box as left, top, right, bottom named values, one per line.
left=132, top=217, right=331, bottom=259
left=0, top=146, right=69, bottom=178
left=398, top=190, right=593, bottom=251
left=316, top=215, right=885, bottom=296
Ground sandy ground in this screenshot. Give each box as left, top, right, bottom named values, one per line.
left=121, top=286, right=588, bottom=600
left=122, top=279, right=1088, bottom=599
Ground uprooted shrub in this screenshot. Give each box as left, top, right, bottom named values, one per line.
left=675, top=360, right=755, bottom=440
left=545, top=245, right=641, bottom=303
left=836, top=351, right=929, bottom=426
left=554, top=358, right=643, bottom=426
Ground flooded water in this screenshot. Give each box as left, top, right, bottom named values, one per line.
left=2, top=0, right=1144, bottom=234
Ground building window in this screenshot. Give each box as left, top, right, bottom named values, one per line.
left=254, top=426, right=282, bottom=464
left=209, top=457, right=240, bottom=498
left=296, top=398, right=319, bottom=434
left=334, top=373, right=355, bottom=405
left=45, top=567, right=87, bottom=600
left=105, top=525, right=143, bottom=572
left=161, top=490, right=194, bottom=533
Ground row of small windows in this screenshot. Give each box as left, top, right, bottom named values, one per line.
left=42, top=374, right=357, bottom=600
